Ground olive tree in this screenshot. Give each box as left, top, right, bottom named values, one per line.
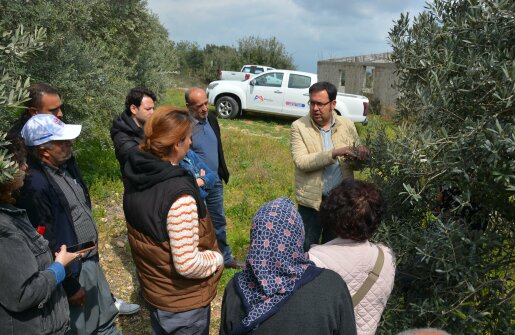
left=367, top=0, right=514, bottom=333
left=0, top=0, right=178, bottom=140
left=201, top=44, right=242, bottom=83
left=237, top=36, right=295, bottom=70
left=0, top=23, right=46, bottom=181
left=0, top=24, right=46, bottom=128
left=173, top=36, right=295, bottom=83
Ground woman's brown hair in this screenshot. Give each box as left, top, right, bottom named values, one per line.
left=140, top=106, right=193, bottom=159
left=320, top=179, right=386, bottom=242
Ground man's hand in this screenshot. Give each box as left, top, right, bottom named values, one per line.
left=196, top=178, right=205, bottom=187
left=332, top=145, right=369, bottom=160
left=68, top=287, right=86, bottom=306
left=196, top=169, right=206, bottom=187
left=54, top=245, right=81, bottom=267
left=332, top=146, right=355, bottom=159
left=356, top=144, right=369, bottom=160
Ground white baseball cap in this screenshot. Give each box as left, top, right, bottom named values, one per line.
left=21, top=114, right=82, bottom=146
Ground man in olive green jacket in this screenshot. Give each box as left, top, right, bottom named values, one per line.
left=290, top=81, right=368, bottom=251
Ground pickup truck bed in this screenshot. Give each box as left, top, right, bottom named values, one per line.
left=218, top=65, right=274, bottom=81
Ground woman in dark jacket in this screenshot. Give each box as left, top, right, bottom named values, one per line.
left=123, top=106, right=223, bottom=335
left=220, top=197, right=357, bottom=335
left=0, top=137, right=80, bottom=335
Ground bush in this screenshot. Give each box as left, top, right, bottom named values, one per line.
left=0, top=23, right=46, bottom=182
left=174, top=36, right=296, bottom=83
left=364, top=95, right=382, bottom=115
left=367, top=0, right=514, bottom=333
left=0, top=0, right=177, bottom=141
left=0, top=24, right=46, bottom=127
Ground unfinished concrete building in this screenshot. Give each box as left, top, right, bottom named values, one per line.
left=317, top=53, right=398, bottom=115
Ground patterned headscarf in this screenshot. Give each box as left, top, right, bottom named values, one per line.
left=232, top=197, right=322, bottom=334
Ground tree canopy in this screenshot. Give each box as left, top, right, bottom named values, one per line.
left=174, top=36, right=296, bottom=83
left=0, top=0, right=177, bottom=139
left=369, top=0, right=514, bottom=333
left=0, top=23, right=46, bottom=183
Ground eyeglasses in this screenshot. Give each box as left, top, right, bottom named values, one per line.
left=308, top=100, right=332, bottom=108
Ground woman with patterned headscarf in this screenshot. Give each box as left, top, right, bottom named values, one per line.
left=220, top=197, right=357, bottom=335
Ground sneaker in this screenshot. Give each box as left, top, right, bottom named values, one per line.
left=115, top=298, right=140, bottom=315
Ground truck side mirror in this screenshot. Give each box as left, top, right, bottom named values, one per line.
left=250, top=79, right=256, bottom=86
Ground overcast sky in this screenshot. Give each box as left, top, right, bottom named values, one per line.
left=147, top=0, right=428, bottom=73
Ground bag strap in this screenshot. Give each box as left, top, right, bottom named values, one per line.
left=351, top=245, right=385, bottom=307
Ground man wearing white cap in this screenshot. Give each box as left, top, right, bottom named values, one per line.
left=10, top=82, right=140, bottom=316
left=17, top=114, right=121, bottom=335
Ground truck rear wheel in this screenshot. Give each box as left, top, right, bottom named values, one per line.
left=215, top=96, right=240, bottom=119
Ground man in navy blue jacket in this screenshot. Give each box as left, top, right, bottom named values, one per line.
left=185, top=87, right=243, bottom=269
left=11, top=82, right=140, bottom=316
left=18, top=114, right=122, bottom=335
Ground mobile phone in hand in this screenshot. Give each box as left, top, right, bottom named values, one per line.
left=67, top=241, right=96, bottom=253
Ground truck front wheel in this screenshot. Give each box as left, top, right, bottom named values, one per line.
left=215, top=96, right=240, bottom=119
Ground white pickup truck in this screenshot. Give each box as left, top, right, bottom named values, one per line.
left=206, top=69, right=369, bottom=124
left=218, top=65, right=275, bottom=81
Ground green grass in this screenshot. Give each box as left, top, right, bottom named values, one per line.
left=158, top=87, right=189, bottom=107
left=221, top=124, right=294, bottom=261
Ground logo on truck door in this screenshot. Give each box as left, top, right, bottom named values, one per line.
left=254, top=95, right=272, bottom=102
left=285, top=101, right=306, bottom=108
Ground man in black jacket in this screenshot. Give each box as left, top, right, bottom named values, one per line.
left=185, top=87, right=243, bottom=269
left=110, top=87, right=156, bottom=176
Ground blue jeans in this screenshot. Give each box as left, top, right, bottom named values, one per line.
left=298, top=205, right=336, bottom=252
left=205, top=180, right=233, bottom=263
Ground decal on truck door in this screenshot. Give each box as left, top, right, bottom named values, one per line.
left=285, top=101, right=306, bottom=108
left=254, top=95, right=272, bottom=102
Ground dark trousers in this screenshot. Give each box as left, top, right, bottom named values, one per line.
left=298, top=205, right=336, bottom=252
left=150, top=305, right=210, bottom=335
left=69, top=259, right=120, bottom=335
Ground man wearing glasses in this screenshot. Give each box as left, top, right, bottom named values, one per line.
left=290, top=81, right=369, bottom=251
left=8, top=83, right=64, bottom=142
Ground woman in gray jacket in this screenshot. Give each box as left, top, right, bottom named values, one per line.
left=0, top=137, right=80, bottom=335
